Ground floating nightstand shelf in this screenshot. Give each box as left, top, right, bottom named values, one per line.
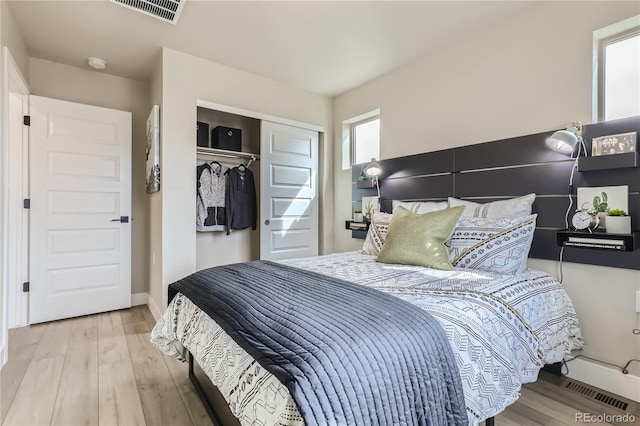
left=346, top=220, right=369, bottom=239
left=345, top=220, right=369, bottom=231
left=556, top=230, right=639, bottom=251
left=355, top=179, right=377, bottom=189
left=577, top=152, right=638, bottom=171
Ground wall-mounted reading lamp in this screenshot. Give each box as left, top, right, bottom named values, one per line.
left=545, top=121, right=582, bottom=154
left=363, top=158, right=382, bottom=198
left=546, top=121, right=586, bottom=230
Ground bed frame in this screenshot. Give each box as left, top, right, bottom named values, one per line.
left=188, top=353, right=220, bottom=425
left=188, top=351, right=496, bottom=426
left=188, top=352, right=241, bottom=426
left=183, top=117, right=640, bottom=425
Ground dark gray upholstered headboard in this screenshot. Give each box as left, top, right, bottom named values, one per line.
left=351, top=115, right=640, bottom=270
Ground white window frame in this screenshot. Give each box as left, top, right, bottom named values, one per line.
left=341, top=109, right=380, bottom=170
left=351, top=115, right=380, bottom=166
left=593, top=15, right=640, bottom=122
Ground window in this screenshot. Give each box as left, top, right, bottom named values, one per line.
left=595, top=17, right=640, bottom=121
left=341, top=110, right=380, bottom=170
left=352, top=117, right=380, bottom=165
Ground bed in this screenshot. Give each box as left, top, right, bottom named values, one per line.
left=151, top=250, right=584, bottom=425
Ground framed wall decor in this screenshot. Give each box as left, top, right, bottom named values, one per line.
left=146, top=105, right=160, bottom=194
left=361, top=196, right=380, bottom=219
left=576, top=185, right=629, bottom=230
left=591, top=131, right=636, bottom=156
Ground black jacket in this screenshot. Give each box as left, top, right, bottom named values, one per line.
left=225, top=166, right=257, bottom=234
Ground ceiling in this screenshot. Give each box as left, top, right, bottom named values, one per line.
left=7, top=1, right=535, bottom=96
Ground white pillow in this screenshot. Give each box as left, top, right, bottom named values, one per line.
left=448, top=193, right=535, bottom=218
left=450, top=214, right=537, bottom=275
left=361, top=212, right=393, bottom=256
left=392, top=200, right=448, bottom=214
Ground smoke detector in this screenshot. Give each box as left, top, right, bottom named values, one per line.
left=111, top=0, right=185, bottom=24
left=88, top=57, right=107, bottom=70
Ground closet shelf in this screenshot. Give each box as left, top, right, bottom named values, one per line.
left=197, top=147, right=260, bottom=161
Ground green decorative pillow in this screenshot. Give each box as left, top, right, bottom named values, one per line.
left=376, top=206, right=465, bottom=270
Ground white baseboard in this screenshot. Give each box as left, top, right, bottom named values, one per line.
left=566, top=357, right=640, bottom=403
left=146, top=294, right=163, bottom=322
left=131, top=292, right=148, bottom=306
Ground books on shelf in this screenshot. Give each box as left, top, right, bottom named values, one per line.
left=563, top=241, right=625, bottom=250
left=349, top=222, right=368, bottom=231
left=557, top=230, right=638, bottom=251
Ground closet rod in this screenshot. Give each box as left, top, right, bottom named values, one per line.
left=196, top=147, right=260, bottom=161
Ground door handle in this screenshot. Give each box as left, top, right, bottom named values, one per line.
left=264, top=219, right=270, bottom=225
left=111, top=216, right=129, bottom=223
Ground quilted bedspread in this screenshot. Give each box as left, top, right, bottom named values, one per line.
left=151, top=252, right=584, bottom=425
left=164, top=260, right=467, bottom=426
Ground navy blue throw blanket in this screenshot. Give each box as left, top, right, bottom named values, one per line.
left=169, top=261, right=467, bottom=426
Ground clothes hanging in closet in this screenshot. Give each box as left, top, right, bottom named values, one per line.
left=225, top=166, right=257, bottom=235
left=196, top=162, right=229, bottom=232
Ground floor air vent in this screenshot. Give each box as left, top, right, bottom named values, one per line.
left=111, top=0, right=185, bottom=24
left=565, top=380, right=628, bottom=411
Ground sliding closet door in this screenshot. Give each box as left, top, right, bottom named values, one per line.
left=260, top=121, right=318, bottom=260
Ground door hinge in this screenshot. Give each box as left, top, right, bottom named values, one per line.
left=23, top=198, right=30, bottom=209
left=23, top=115, right=30, bottom=126
left=23, top=282, right=29, bottom=292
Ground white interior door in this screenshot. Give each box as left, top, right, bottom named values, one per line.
left=260, top=121, right=318, bottom=260
left=29, top=96, right=132, bottom=324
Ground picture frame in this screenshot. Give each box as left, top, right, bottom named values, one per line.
left=591, top=131, right=636, bottom=156
left=577, top=185, right=629, bottom=230
left=361, top=196, right=380, bottom=220
left=146, top=105, right=161, bottom=194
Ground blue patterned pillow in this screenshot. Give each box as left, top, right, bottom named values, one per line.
left=361, top=212, right=393, bottom=255
left=450, top=214, right=537, bottom=274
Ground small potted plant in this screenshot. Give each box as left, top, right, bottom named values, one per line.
left=354, top=210, right=363, bottom=222
left=592, top=192, right=609, bottom=228
left=606, top=208, right=631, bottom=234
left=363, top=200, right=377, bottom=221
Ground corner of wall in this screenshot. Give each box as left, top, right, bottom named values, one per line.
left=146, top=292, right=163, bottom=322
left=0, top=42, right=6, bottom=372
left=0, top=343, right=7, bottom=368
left=147, top=49, right=164, bottom=317
left=1, top=1, right=29, bottom=81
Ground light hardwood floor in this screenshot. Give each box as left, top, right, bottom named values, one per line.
left=1, top=306, right=637, bottom=426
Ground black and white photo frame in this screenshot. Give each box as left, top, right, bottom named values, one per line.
left=146, top=105, right=160, bottom=194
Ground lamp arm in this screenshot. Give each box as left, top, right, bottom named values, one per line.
left=563, top=135, right=586, bottom=229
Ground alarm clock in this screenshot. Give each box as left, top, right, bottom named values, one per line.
left=572, top=203, right=600, bottom=232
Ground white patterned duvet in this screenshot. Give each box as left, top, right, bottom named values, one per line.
left=151, top=251, right=584, bottom=425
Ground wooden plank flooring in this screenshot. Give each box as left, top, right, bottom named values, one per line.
left=1, top=306, right=637, bottom=425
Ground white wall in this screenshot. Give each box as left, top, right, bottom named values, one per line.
left=28, top=58, right=151, bottom=297
left=148, top=52, right=163, bottom=320
left=153, top=48, right=332, bottom=311
left=333, top=0, right=640, bottom=396
left=1, top=0, right=6, bottom=366
left=1, top=1, right=28, bottom=79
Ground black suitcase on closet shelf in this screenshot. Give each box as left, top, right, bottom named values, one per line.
left=211, top=126, right=242, bottom=151
left=196, top=121, right=209, bottom=148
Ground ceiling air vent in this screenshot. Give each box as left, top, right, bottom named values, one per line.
left=111, top=0, right=185, bottom=25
